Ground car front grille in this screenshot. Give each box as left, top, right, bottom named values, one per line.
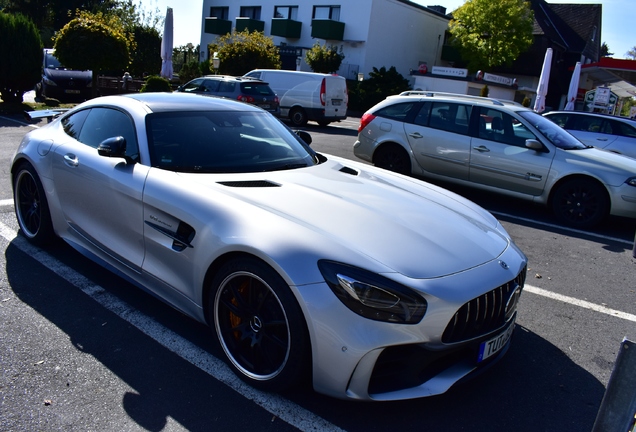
left=442, top=266, right=527, bottom=344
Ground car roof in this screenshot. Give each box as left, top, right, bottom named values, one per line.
left=195, top=75, right=266, bottom=83
left=117, top=92, right=264, bottom=113
left=379, top=91, right=528, bottom=112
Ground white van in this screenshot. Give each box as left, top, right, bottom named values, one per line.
left=244, top=69, right=348, bottom=127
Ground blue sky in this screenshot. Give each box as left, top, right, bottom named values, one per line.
left=148, top=0, right=633, bottom=59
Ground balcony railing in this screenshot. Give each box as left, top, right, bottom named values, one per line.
left=311, top=19, right=345, bottom=41
left=204, top=17, right=231, bottom=35
left=271, top=19, right=302, bottom=39
left=236, top=17, right=265, bottom=33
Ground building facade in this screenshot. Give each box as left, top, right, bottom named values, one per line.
left=199, top=0, right=451, bottom=82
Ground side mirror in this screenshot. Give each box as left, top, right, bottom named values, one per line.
left=295, top=130, right=312, bottom=145
left=525, top=139, right=545, bottom=152
left=98, top=136, right=131, bottom=162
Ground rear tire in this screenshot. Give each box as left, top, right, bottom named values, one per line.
left=13, top=162, right=55, bottom=246
left=551, top=178, right=608, bottom=228
left=208, top=257, right=309, bottom=392
left=289, top=108, right=308, bottom=127
left=374, top=144, right=411, bottom=175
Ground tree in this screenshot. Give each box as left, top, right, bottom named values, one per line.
left=0, top=12, right=42, bottom=103
left=54, top=10, right=132, bottom=97
left=626, top=46, right=636, bottom=60
left=208, top=29, right=281, bottom=76
left=128, top=25, right=161, bottom=77
left=354, top=66, right=411, bottom=111
left=448, top=0, right=534, bottom=71
left=305, top=43, right=345, bottom=73
left=600, top=42, right=613, bottom=58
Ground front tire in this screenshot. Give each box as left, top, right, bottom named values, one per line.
left=13, top=162, right=55, bottom=246
left=551, top=178, right=609, bottom=229
left=208, top=257, right=309, bottom=392
left=374, top=144, right=411, bottom=175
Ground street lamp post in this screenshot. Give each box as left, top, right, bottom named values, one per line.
left=212, top=52, right=220, bottom=75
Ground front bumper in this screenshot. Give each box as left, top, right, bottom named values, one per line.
left=295, top=244, right=527, bottom=401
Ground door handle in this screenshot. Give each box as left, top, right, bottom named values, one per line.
left=473, top=145, right=490, bottom=152
left=408, top=132, right=423, bottom=139
left=63, top=153, right=79, bottom=167
left=596, top=138, right=608, bottom=141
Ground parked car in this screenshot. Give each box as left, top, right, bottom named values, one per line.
left=13, top=92, right=527, bottom=401
left=543, top=111, right=636, bottom=159
left=354, top=91, right=636, bottom=228
left=35, top=48, right=92, bottom=102
left=176, top=75, right=279, bottom=116
left=244, top=69, right=348, bottom=127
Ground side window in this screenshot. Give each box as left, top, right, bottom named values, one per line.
left=429, top=102, right=471, bottom=135
left=573, top=115, right=604, bottom=133
left=217, top=81, right=236, bottom=93
left=202, top=79, right=220, bottom=92
left=61, top=109, right=91, bottom=140
left=374, top=102, right=416, bottom=122
left=478, top=108, right=536, bottom=147
left=613, top=121, right=636, bottom=138
left=245, top=71, right=261, bottom=79
left=78, top=108, right=139, bottom=160
left=547, top=114, right=568, bottom=128
left=413, top=102, right=431, bottom=126
left=182, top=79, right=204, bottom=92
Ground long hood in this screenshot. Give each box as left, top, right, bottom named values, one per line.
left=185, top=158, right=510, bottom=279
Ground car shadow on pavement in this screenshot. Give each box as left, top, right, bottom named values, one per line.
left=5, top=238, right=606, bottom=432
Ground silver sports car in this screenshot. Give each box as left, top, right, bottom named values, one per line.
left=12, top=93, right=527, bottom=401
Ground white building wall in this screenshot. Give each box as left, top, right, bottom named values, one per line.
left=199, top=0, right=449, bottom=82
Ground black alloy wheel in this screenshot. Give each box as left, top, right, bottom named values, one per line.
left=13, top=162, right=55, bottom=245
left=374, top=144, right=411, bottom=175
left=551, top=178, right=609, bottom=229
left=209, top=257, right=309, bottom=392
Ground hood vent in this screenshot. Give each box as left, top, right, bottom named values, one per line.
left=218, top=180, right=281, bottom=188
left=339, top=166, right=359, bottom=176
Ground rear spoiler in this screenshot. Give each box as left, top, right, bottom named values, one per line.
left=24, top=108, right=69, bottom=123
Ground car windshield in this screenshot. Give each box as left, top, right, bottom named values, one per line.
left=146, top=110, right=318, bottom=173
left=519, top=111, right=588, bottom=150
left=45, top=53, right=63, bottom=69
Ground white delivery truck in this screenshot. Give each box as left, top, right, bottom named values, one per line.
left=244, top=69, right=348, bottom=127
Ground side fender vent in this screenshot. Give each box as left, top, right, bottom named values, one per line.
left=218, top=180, right=281, bottom=188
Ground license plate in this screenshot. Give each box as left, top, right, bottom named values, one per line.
left=332, top=100, right=342, bottom=106
left=478, top=320, right=515, bottom=362
left=65, top=89, right=80, bottom=94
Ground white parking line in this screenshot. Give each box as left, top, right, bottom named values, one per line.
left=0, top=221, right=344, bottom=432
left=525, top=285, right=636, bottom=322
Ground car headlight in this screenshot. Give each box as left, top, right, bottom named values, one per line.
left=627, top=177, right=636, bottom=187
left=318, top=260, right=427, bottom=324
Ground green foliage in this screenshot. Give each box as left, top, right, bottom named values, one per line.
left=208, top=29, right=281, bottom=76
left=480, top=85, right=489, bottom=97
left=140, top=75, right=172, bottom=93
left=620, top=97, right=636, bottom=117
left=448, top=0, right=534, bottom=71
left=178, top=60, right=203, bottom=84
left=305, top=43, right=345, bottom=73
left=600, top=42, right=613, bottom=58
left=626, top=46, right=636, bottom=60
left=522, top=96, right=531, bottom=107
left=128, top=24, right=160, bottom=77
left=0, top=12, right=42, bottom=103
left=349, top=66, right=411, bottom=112
left=54, top=10, right=132, bottom=97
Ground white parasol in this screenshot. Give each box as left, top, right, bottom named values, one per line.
left=160, top=7, right=174, bottom=80
left=564, top=62, right=581, bottom=111
left=533, top=48, right=552, bottom=113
